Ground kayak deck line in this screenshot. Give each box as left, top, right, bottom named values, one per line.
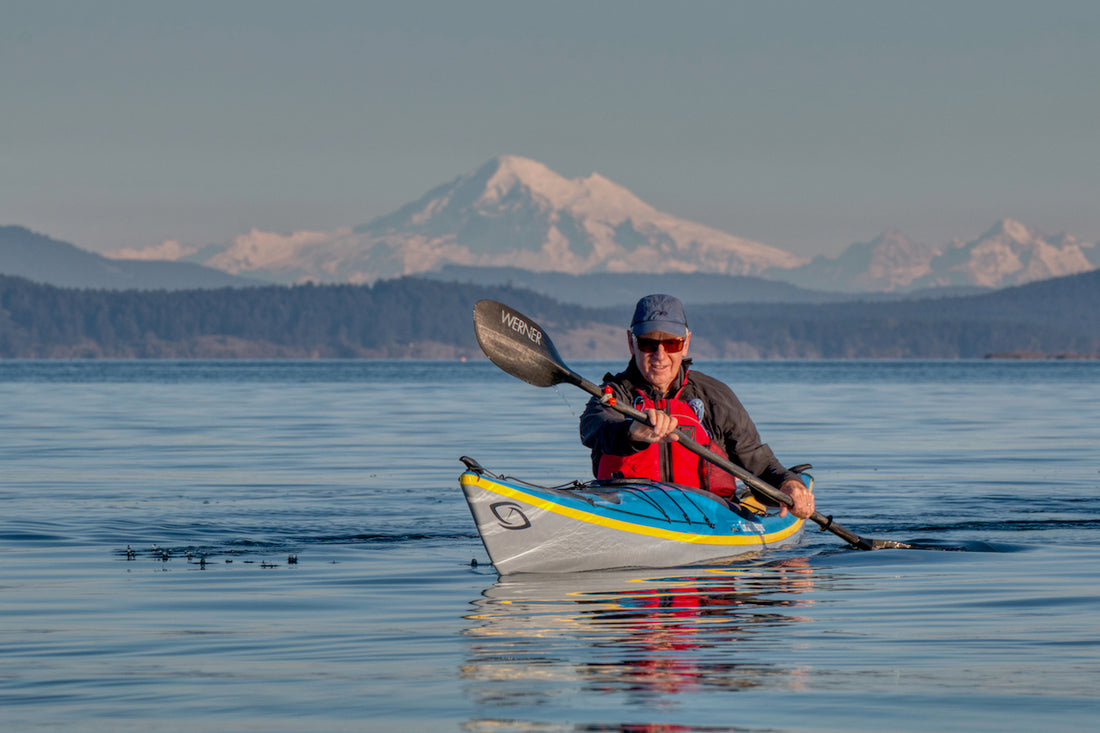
left=460, top=472, right=804, bottom=547
left=459, top=458, right=807, bottom=574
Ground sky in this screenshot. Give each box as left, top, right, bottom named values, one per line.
left=3, top=0, right=1099, bottom=259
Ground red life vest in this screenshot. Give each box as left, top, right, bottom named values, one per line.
left=596, top=382, right=739, bottom=498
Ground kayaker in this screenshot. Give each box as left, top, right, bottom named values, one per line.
left=579, top=293, right=815, bottom=519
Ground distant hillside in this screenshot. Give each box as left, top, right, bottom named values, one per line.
left=682, top=269, right=1100, bottom=358
left=0, top=270, right=1096, bottom=359
left=421, top=265, right=850, bottom=306
left=420, top=265, right=994, bottom=307
left=0, top=226, right=264, bottom=290
left=0, top=275, right=584, bottom=359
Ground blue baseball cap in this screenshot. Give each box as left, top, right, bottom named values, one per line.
left=630, top=294, right=688, bottom=336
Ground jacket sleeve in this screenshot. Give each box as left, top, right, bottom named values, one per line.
left=696, top=375, right=800, bottom=488
left=579, top=381, right=644, bottom=476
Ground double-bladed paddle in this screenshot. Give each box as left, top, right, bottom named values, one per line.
left=472, top=299, right=910, bottom=551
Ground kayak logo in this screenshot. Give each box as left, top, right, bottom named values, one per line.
left=490, top=502, right=531, bottom=530
left=501, top=311, right=543, bottom=346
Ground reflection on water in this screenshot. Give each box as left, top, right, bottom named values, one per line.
left=463, top=559, right=818, bottom=730
left=464, top=724, right=777, bottom=733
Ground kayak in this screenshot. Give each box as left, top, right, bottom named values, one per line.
left=460, top=457, right=806, bottom=574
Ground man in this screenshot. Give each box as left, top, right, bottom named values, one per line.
left=579, top=294, right=815, bottom=519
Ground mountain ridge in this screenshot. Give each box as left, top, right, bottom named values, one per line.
left=913, top=218, right=1098, bottom=289
left=0, top=226, right=262, bottom=290
left=769, top=218, right=1097, bottom=293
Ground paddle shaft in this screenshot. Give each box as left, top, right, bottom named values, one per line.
left=568, top=374, right=876, bottom=551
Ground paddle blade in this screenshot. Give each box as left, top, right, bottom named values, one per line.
left=472, top=300, right=576, bottom=388
left=870, top=539, right=914, bottom=550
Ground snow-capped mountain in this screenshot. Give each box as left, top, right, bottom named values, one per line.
left=767, top=230, right=938, bottom=292
left=769, top=219, right=1097, bottom=293
left=911, top=219, right=1098, bottom=289
left=105, top=155, right=1097, bottom=293
left=119, top=156, right=805, bottom=284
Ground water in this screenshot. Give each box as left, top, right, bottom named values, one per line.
left=1, top=360, right=1098, bottom=732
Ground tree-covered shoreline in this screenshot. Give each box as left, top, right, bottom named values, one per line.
left=1, top=271, right=1097, bottom=359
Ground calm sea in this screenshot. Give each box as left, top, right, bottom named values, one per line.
left=1, top=360, right=1098, bottom=732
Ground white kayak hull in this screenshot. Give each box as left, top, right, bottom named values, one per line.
left=460, top=464, right=805, bottom=574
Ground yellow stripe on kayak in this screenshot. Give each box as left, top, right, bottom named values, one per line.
left=461, top=473, right=803, bottom=546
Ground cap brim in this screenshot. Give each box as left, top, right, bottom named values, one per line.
left=631, top=320, right=688, bottom=337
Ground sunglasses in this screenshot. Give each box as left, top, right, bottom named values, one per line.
left=634, top=335, right=686, bottom=354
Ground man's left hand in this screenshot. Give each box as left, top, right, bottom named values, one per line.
left=778, top=478, right=815, bottom=519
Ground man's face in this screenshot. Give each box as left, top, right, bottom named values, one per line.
left=628, top=329, right=691, bottom=394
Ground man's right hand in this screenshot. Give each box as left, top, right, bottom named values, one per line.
left=628, top=408, right=679, bottom=444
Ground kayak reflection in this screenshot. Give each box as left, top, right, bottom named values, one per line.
left=461, top=559, right=817, bottom=709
